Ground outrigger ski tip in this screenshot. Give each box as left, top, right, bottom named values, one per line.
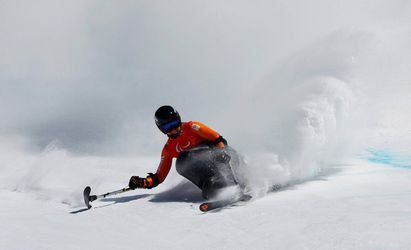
left=83, top=186, right=97, bottom=209
left=83, top=186, right=92, bottom=209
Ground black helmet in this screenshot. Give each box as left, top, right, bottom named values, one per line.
left=155, top=105, right=181, bottom=134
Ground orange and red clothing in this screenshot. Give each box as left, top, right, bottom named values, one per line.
left=152, top=121, right=224, bottom=185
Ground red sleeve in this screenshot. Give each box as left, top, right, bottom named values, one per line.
left=155, top=145, right=173, bottom=183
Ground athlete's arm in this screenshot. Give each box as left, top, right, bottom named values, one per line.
left=190, top=121, right=226, bottom=148
left=155, top=145, right=174, bottom=183
left=128, top=145, right=171, bottom=189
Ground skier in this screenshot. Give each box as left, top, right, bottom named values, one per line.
left=128, top=105, right=239, bottom=200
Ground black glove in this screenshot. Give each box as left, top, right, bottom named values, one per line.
left=214, top=149, right=231, bottom=164
left=128, top=173, right=160, bottom=190
left=128, top=176, right=148, bottom=189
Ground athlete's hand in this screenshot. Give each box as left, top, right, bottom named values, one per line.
left=128, top=176, right=148, bottom=189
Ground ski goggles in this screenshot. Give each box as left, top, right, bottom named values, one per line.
left=159, top=119, right=181, bottom=133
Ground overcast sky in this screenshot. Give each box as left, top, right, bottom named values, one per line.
left=1, top=0, right=410, bottom=156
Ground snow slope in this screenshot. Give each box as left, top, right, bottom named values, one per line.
left=1, top=155, right=411, bottom=250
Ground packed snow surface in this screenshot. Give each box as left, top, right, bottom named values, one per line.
left=1, top=145, right=411, bottom=249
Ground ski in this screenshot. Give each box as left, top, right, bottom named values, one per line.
left=199, top=194, right=252, bottom=212
left=199, top=199, right=234, bottom=212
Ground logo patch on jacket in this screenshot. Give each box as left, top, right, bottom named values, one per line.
left=191, top=123, right=200, bottom=131
left=176, top=141, right=191, bottom=153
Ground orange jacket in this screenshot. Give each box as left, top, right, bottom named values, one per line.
left=155, top=121, right=224, bottom=184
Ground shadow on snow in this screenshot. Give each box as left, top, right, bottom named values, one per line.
left=70, top=165, right=344, bottom=213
